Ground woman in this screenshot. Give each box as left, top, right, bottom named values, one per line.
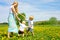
left=8, top=1, right=20, bottom=38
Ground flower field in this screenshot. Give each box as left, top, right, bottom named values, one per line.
left=0, top=24, right=60, bottom=40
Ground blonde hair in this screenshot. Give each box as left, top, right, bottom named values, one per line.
left=22, top=21, right=26, bottom=24
left=29, top=16, right=34, bottom=20
left=12, top=1, right=18, bottom=13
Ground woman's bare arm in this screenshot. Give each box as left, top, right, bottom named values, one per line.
left=11, top=6, right=20, bottom=21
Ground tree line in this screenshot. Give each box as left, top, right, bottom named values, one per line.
left=34, top=17, right=60, bottom=25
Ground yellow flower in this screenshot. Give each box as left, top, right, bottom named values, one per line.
left=40, top=37, right=44, bottom=40
left=57, top=32, right=60, bottom=37
left=51, top=38, right=55, bottom=40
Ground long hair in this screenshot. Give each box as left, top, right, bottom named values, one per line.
left=12, top=1, right=18, bottom=13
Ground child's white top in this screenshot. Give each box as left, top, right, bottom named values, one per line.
left=19, top=23, right=26, bottom=31
left=28, top=20, right=33, bottom=29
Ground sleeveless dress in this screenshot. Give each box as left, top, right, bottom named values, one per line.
left=8, top=6, right=18, bottom=33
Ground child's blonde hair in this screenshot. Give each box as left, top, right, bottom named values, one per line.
left=22, top=21, right=26, bottom=24
left=29, top=16, right=34, bottom=20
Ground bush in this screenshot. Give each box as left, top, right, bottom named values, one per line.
left=16, top=13, right=26, bottom=25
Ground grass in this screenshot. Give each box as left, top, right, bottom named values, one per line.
left=0, top=24, right=60, bottom=40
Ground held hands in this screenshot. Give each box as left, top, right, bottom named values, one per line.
left=18, top=17, right=21, bottom=22
left=15, top=14, right=21, bottom=21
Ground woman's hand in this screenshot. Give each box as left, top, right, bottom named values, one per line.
left=11, top=5, right=21, bottom=22
left=18, top=17, right=21, bottom=21
left=15, top=14, right=21, bottom=21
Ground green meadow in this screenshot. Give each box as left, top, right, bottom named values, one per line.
left=0, top=24, right=60, bottom=40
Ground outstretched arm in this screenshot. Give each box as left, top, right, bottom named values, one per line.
left=11, top=6, right=20, bottom=21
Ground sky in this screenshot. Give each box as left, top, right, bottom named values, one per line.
left=0, top=0, right=60, bottom=23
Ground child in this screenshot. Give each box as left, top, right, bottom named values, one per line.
left=27, top=16, right=34, bottom=36
left=18, top=21, right=27, bottom=37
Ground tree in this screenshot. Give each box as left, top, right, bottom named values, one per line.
left=49, top=17, right=57, bottom=25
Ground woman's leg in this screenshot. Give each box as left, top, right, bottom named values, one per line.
left=8, top=32, right=10, bottom=38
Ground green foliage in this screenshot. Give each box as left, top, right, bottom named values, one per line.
left=57, top=21, right=60, bottom=25
left=49, top=17, right=57, bottom=25
left=0, top=24, right=60, bottom=40
left=16, top=13, right=26, bottom=25
left=34, top=17, right=59, bottom=25
left=18, top=13, right=26, bottom=23
left=34, top=21, right=50, bottom=26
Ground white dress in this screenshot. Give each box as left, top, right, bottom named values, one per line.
left=8, top=6, right=18, bottom=33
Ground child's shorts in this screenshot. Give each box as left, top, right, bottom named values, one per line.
left=27, top=27, right=33, bottom=33
left=18, top=30, right=24, bottom=34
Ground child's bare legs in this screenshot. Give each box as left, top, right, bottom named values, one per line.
left=18, top=30, right=24, bottom=38
left=18, top=30, right=20, bottom=37
left=22, top=33, right=24, bottom=39
left=26, top=28, right=30, bottom=36
left=8, top=32, right=10, bottom=38
left=18, top=34, right=20, bottom=37
left=31, top=32, right=34, bottom=36
left=18, top=34, right=24, bottom=37
left=26, top=30, right=29, bottom=36
left=30, top=29, right=34, bottom=36
left=22, top=33, right=24, bottom=37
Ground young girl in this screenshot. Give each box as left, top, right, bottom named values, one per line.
left=18, top=21, right=27, bottom=37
